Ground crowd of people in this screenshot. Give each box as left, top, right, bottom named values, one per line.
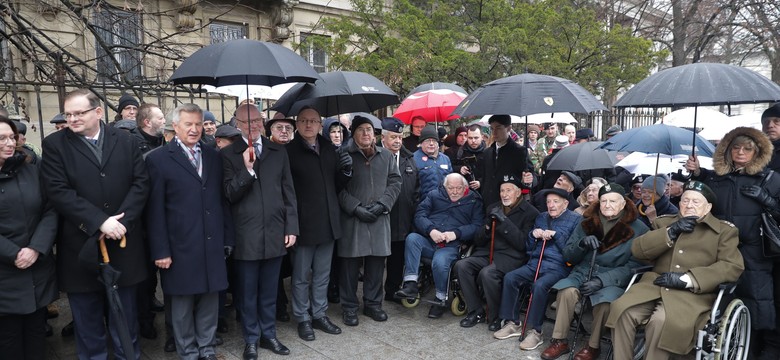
left=2, top=89, right=780, bottom=360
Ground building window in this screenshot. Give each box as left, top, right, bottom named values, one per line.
left=93, top=7, right=142, bottom=82
left=300, top=33, right=329, bottom=73
left=210, top=22, right=247, bottom=44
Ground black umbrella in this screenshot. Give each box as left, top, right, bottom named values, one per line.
left=614, top=62, right=780, bottom=156
left=98, top=234, right=135, bottom=360
left=451, top=73, right=607, bottom=118
left=271, top=71, right=399, bottom=117
left=169, top=39, right=320, bottom=87
left=545, top=141, right=618, bottom=172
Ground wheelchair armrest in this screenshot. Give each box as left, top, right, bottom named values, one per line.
left=718, top=282, right=738, bottom=294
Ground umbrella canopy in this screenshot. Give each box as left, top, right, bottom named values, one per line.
left=698, top=112, right=763, bottom=141
left=473, top=112, right=578, bottom=126
left=656, top=107, right=730, bottom=129
left=614, top=63, right=780, bottom=108
left=617, top=152, right=713, bottom=175
left=406, top=82, right=468, bottom=98
left=393, top=88, right=467, bottom=124
left=170, top=39, right=320, bottom=87
left=271, top=71, right=399, bottom=117
left=599, top=124, right=716, bottom=157
left=546, top=141, right=618, bottom=171
left=203, top=83, right=298, bottom=101
left=451, top=73, right=607, bottom=118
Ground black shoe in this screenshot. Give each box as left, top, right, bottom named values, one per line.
left=45, top=322, right=53, bottom=337
left=428, top=304, right=446, bottom=319
left=259, top=337, right=290, bottom=355
left=488, top=318, right=503, bottom=332
left=164, top=336, right=176, bottom=352
left=363, top=307, right=388, bottom=322
left=460, top=311, right=486, bottom=328
left=394, top=281, right=419, bottom=299
left=298, top=321, right=315, bottom=341
left=214, top=335, right=223, bottom=346
left=276, top=308, right=290, bottom=322
left=342, top=310, right=359, bottom=326
left=242, top=342, right=258, bottom=360
left=312, top=316, right=342, bottom=334
left=151, top=297, right=165, bottom=312
left=217, top=317, right=228, bottom=333
left=139, top=321, right=157, bottom=339
left=61, top=321, right=75, bottom=337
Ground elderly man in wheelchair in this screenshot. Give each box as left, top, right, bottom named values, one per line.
left=395, top=173, right=483, bottom=318
left=607, top=181, right=746, bottom=360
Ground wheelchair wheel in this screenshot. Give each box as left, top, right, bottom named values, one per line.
left=401, top=293, right=421, bottom=308
left=714, top=299, right=750, bottom=360
left=450, top=296, right=467, bottom=316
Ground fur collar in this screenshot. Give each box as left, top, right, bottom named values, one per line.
left=581, top=196, right=639, bottom=253
left=713, top=127, right=773, bottom=176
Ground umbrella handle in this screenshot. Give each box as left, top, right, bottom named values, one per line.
left=120, top=235, right=126, bottom=248
left=99, top=234, right=110, bottom=264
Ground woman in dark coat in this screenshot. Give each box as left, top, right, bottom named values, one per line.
left=0, top=116, right=58, bottom=359
left=686, top=126, right=780, bottom=356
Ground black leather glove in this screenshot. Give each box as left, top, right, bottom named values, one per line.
left=354, top=205, right=378, bottom=223
left=580, top=235, right=600, bottom=250
left=224, top=246, right=233, bottom=259
left=653, top=272, right=689, bottom=289
left=366, top=202, right=388, bottom=216
left=579, top=277, right=603, bottom=296
left=741, top=185, right=779, bottom=209
left=667, top=216, right=698, bottom=242
left=488, top=207, right=507, bottom=223
left=338, top=148, right=353, bottom=175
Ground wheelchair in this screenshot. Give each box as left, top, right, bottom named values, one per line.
left=398, top=243, right=473, bottom=316
left=604, top=266, right=750, bottom=360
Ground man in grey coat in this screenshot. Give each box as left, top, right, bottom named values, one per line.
left=338, top=115, right=402, bottom=327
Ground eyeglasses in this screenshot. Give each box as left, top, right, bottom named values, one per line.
left=422, top=138, right=438, bottom=144
left=62, top=106, right=98, bottom=119
left=271, top=125, right=294, bottom=132
left=0, top=135, right=16, bottom=144
left=355, top=127, right=373, bottom=134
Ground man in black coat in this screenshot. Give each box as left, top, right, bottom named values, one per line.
left=760, top=102, right=780, bottom=360
left=380, top=117, right=420, bottom=299
left=402, top=116, right=425, bottom=152
left=131, top=103, right=165, bottom=156
left=453, top=125, right=486, bottom=191
left=454, top=175, right=538, bottom=330
left=145, top=103, right=234, bottom=360
left=41, top=89, right=149, bottom=359
left=285, top=107, right=350, bottom=342
left=479, top=115, right=536, bottom=209
left=221, top=104, right=298, bottom=359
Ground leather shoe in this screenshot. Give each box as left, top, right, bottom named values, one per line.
left=541, top=338, right=570, bottom=360
left=572, top=346, right=600, bottom=360
left=459, top=311, right=485, bottom=328
left=394, top=281, right=419, bottom=299
left=61, top=320, right=75, bottom=337
left=342, top=310, right=359, bottom=326
left=488, top=318, right=503, bottom=332
left=428, top=304, right=446, bottom=319
left=164, top=336, right=176, bottom=352
left=363, top=307, right=388, bottom=322
left=139, top=321, right=157, bottom=339
left=259, top=337, right=290, bottom=355
left=276, top=308, right=290, bottom=322
left=242, top=342, right=258, bottom=360
left=312, top=316, right=342, bottom=334
left=298, top=321, right=315, bottom=341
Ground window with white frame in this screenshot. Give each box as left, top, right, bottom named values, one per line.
left=299, top=33, right=329, bottom=73
left=93, top=7, right=142, bottom=82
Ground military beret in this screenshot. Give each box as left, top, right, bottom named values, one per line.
left=683, top=180, right=717, bottom=205
left=381, top=117, right=404, bottom=134
left=500, top=174, right=523, bottom=188
left=598, top=183, right=626, bottom=199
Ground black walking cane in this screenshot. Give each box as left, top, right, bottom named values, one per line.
left=569, top=249, right=598, bottom=360
left=521, top=237, right=549, bottom=337
left=486, top=219, right=496, bottom=321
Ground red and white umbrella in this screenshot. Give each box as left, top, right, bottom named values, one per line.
left=393, top=82, right=467, bottom=124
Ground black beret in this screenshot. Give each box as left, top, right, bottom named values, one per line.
left=598, top=183, right=626, bottom=199
left=683, top=180, right=717, bottom=205
left=500, top=174, right=523, bottom=188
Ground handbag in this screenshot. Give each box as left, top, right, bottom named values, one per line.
left=758, top=171, right=780, bottom=257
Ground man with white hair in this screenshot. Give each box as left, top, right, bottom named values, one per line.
left=395, top=173, right=483, bottom=318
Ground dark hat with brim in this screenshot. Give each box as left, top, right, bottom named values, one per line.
left=214, top=124, right=241, bottom=138
left=683, top=180, right=717, bottom=205
left=605, top=124, right=622, bottom=136
left=540, top=187, right=570, bottom=201
left=575, top=128, right=593, bottom=140
left=50, top=114, right=66, bottom=124
left=560, top=170, right=582, bottom=189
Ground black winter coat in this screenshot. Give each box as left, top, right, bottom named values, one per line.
left=389, top=146, right=419, bottom=242
left=479, top=141, right=535, bottom=209
left=0, top=153, right=58, bottom=314
left=472, top=200, right=539, bottom=274
left=286, top=135, right=347, bottom=246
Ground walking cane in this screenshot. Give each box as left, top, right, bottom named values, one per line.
left=569, top=249, right=598, bottom=360
left=521, top=237, right=549, bottom=337
left=485, top=218, right=496, bottom=321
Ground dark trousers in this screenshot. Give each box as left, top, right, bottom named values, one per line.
left=499, top=262, right=567, bottom=331
left=385, top=241, right=405, bottom=296
left=68, top=285, right=140, bottom=360
left=340, top=256, right=385, bottom=312
left=136, top=266, right=158, bottom=326
left=0, top=307, right=47, bottom=360
left=235, top=257, right=282, bottom=343
left=454, top=257, right=504, bottom=321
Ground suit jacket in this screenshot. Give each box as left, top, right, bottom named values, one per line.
left=221, top=137, right=298, bottom=260
left=389, top=146, right=419, bottom=242
left=145, top=141, right=233, bottom=295
left=41, top=124, right=149, bottom=293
